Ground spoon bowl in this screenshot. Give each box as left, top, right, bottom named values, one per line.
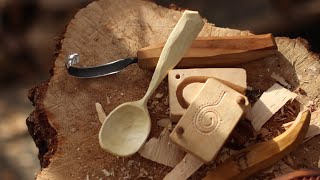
left=99, top=101, right=150, bottom=156
left=99, top=10, right=204, bottom=156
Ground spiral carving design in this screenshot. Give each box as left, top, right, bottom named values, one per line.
left=193, top=105, right=220, bottom=134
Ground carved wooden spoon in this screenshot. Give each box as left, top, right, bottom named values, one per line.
left=99, top=10, right=204, bottom=157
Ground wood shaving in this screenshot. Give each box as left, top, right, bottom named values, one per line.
left=157, top=118, right=172, bottom=128
left=102, top=169, right=114, bottom=177
left=306, top=100, right=317, bottom=112
left=106, top=96, right=111, bottom=105
left=247, top=86, right=253, bottom=91
left=246, top=83, right=297, bottom=131
left=127, top=160, right=135, bottom=167
left=138, top=128, right=185, bottom=168
left=140, top=168, right=148, bottom=175
left=283, top=155, right=294, bottom=166
left=258, top=128, right=270, bottom=138
left=95, top=102, right=107, bottom=123
left=284, top=109, right=320, bottom=141
left=155, top=93, right=164, bottom=99
left=271, top=72, right=291, bottom=89
left=164, top=96, right=169, bottom=106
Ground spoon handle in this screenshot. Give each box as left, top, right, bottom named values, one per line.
left=142, top=10, right=204, bottom=103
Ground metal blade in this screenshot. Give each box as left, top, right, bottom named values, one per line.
left=65, top=53, right=138, bottom=78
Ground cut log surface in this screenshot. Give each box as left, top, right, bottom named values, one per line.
left=27, top=0, right=320, bottom=179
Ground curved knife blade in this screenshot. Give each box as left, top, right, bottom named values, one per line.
left=65, top=53, right=138, bottom=78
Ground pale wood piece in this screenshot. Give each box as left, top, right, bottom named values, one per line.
left=247, top=83, right=297, bottom=132
left=137, top=34, right=277, bottom=69
left=163, top=153, right=204, bottom=180
left=283, top=109, right=320, bottom=141
left=168, top=68, right=247, bottom=122
left=95, top=102, right=106, bottom=123
left=271, top=72, right=291, bottom=89
left=305, top=119, right=320, bottom=141
left=27, top=0, right=320, bottom=179
left=99, top=10, right=204, bottom=157
left=203, top=110, right=311, bottom=180
left=183, top=83, right=203, bottom=105
left=170, top=78, right=248, bottom=162
left=96, top=101, right=185, bottom=167
left=138, top=128, right=185, bottom=168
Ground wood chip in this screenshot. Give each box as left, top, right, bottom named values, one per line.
left=273, top=161, right=295, bottom=178
left=246, top=83, right=297, bottom=131
left=157, top=118, right=172, bottom=128
left=284, top=155, right=294, bottom=166
left=247, top=86, right=253, bottom=91
left=102, top=169, right=114, bottom=177
left=283, top=109, right=320, bottom=141
left=271, top=72, right=291, bottom=89
left=258, top=128, right=270, bottom=138
left=155, top=93, right=164, bottom=99
left=95, top=102, right=107, bottom=124
left=318, top=157, right=320, bottom=168
left=138, top=128, right=185, bottom=168
left=163, top=153, right=203, bottom=180
left=304, top=112, right=320, bottom=141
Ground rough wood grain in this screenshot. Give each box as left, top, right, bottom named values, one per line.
left=26, top=0, right=320, bottom=179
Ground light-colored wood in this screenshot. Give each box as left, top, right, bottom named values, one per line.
left=99, top=10, right=204, bottom=157
left=203, top=110, right=310, bottom=180
left=96, top=101, right=185, bottom=167
left=170, top=78, right=248, bottom=162
left=95, top=102, right=106, bottom=123
left=271, top=72, right=291, bottom=89
left=183, top=83, right=203, bottom=105
left=29, top=1, right=320, bottom=179
left=163, top=153, right=204, bottom=180
left=137, top=34, right=277, bottom=69
left=247, top=83, right=297, bottom=131
left=138, top=128, right=185, bottom=168
left=168, top=68, right=247, bottom=122
left=283, top=109, right=320, bottom=141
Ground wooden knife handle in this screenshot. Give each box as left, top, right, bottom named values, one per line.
left=137, top=34, right=277, bottom=69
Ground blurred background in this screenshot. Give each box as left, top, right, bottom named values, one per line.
left=0, top=0, right=319, bottom=179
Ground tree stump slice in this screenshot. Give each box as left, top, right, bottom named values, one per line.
left=27, top=0, right=320, bottom=179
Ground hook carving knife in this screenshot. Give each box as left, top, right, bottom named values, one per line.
left=66, top=33, right=277, bottom=78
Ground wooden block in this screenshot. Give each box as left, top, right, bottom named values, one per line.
left=246, top=83, right=297, bottom=132
left=170, top=78, right=248, bottom=162
left=168, top=68, right=246, bottom=122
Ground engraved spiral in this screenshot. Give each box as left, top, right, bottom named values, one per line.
left=193, top=105, right=220, bottom=134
